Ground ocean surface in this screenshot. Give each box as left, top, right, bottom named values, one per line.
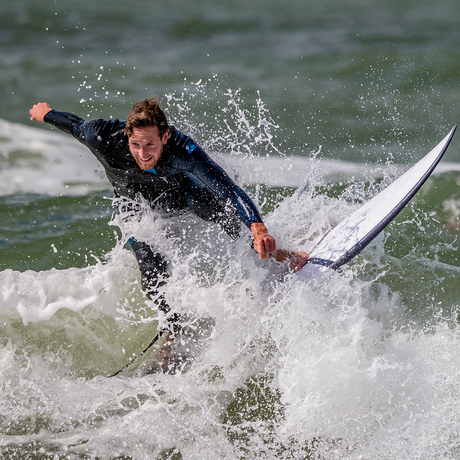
left=1, top=0, right=460, bottom=458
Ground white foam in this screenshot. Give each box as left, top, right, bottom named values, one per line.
left=2, top=118, right=460, bottom=459
left=0, top=248, right=137, bottom=325
left=0, top=118, right=108, bottom=196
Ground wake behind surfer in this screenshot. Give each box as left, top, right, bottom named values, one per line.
left=29, top=97, right=308, bottom=373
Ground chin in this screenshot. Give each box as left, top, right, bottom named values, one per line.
left=137, top=161, right=155, bottom=170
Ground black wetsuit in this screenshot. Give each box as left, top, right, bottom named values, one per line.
left=44, top=110, right=263, bottom=316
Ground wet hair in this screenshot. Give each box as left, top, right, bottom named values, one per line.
left=125, top=97, right=169, bottom=137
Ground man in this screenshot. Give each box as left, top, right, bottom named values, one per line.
left=29, top=98, right=308, bottom=372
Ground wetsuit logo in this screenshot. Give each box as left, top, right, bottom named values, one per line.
left=186, top=142, right=197, bottom=153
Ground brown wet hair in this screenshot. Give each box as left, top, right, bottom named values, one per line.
left=125, top=97, right=169, bottom=138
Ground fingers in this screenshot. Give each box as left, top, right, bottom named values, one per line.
left=289, top=251, right=310, bottom=272
left=250, top=222, right=276, bottom=259
left=271, top=249, right=309, bottom=271
left=29, top=102, right=52, bottom=122
left=254, top=234, right=276, bottom=259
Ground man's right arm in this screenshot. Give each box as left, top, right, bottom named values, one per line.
left=30, top=102, right=85, bottom=137
left=29, top=103, right=112, bottom=148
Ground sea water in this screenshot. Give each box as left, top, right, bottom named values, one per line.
left=1, top=0, right=460, bottom=458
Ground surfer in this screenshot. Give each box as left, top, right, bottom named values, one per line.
left=29, top=98, right=308, bottom=372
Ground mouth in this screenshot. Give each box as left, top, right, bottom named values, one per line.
left=136, top=155, right=157, bottom=170
left=138, top=155, right=154, bottom=164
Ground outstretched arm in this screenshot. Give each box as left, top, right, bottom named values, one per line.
left=30, top=102, right=53, bottom=123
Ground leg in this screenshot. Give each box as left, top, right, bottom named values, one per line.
left=129, top=238, right=180, bottom=329
left=128, top=238, right=183, bottom=374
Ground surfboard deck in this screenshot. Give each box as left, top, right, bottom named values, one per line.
left=297, top=126, right=456, bottom=281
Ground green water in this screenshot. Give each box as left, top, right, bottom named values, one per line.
left=2, top=0, right=460, bottom=161
left=0, top=192, right=115, bottom=271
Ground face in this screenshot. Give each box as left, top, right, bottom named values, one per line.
left=128, top=126, right=169, bottom=170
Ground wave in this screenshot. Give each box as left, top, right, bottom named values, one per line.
left=1, top=227, right=460, bottom=458
left=0, top=118, right=108, bottom=196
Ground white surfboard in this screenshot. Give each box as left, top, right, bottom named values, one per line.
left=297, top=126, right=456, bottom=281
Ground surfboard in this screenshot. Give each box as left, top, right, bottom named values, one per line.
left=297, top=126, right=457, bottom=281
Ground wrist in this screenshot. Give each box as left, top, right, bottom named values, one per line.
left=43, top=108, right=53, bottom=121
left=250, top=222, right=268, bottom=238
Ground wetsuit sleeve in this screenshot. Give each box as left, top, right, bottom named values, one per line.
left=44, top=110, right=85, bottom=136
left=43, top=109, right=116, bottom=150
left=189, top=159, right=263, bottom=229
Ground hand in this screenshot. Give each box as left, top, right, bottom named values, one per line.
left=30, top=102, right=52, bottom=123
left=288, top=251, right=309, bottom=272
left=251, top=222, right=276, bottom=259
left=272, top=249, right=310, bottom=272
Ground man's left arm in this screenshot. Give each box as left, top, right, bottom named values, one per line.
left=186, top=145, right=308, bottom=266
left=187, top=155, right=276, bottom=259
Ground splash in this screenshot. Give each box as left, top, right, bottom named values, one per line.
left=164, top=76, right=285, bottom=158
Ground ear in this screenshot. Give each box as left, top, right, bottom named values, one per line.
left=162, top=129, right=169, bottom=145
